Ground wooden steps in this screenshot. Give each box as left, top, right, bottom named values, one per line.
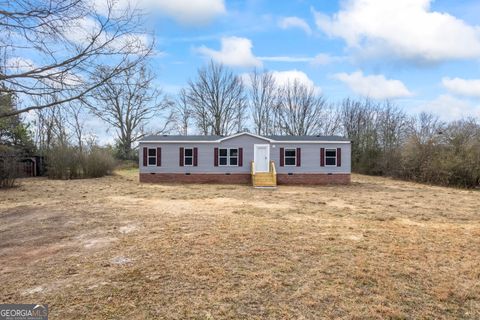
left=253, top=172, right=276, bottom=187
left=251, top=161, right=277, bottom=187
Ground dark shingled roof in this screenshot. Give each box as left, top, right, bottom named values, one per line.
left=141, top=135, right=222, bottom=141
left=266, top=135, right=349, bottom=142
left=140, top=133, right=349, bottom=142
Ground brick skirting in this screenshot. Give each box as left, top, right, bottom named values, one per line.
left=276, top=173, right=351, bottom=185
left=139, top=173, right=252, bottom=184
left=140, top=173, right=350, bottom=185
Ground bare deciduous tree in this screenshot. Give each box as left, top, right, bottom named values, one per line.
left=186, top=61, right=247, bottom=135
left=172, top=89, right=192, bottom=135
left=407, top=112, right=445, bottom=145
left=340, top=98, right=380, bottom=172
left=65, top=102, right=87, bottom=152
left=87, top=63, right=171, bottom=159
left=0, top=0, right=152, bottom=118
left=319, top=104, right=342, bottom=136
left=249, top=69, right=277, bottom=135
left=34, top=103, right=70, bottom=151
left=276, top=80, right=330, bottom=136
left=376, top=101, right=409, bottom=173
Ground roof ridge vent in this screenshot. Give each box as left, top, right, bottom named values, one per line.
left=162, top=134, right=169, bottom=137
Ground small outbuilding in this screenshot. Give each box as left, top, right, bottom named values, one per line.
left=0, top=154, right=44, bottom=177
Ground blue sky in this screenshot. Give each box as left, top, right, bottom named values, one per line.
left=19, top=0, right=478, bottom=142
left=139, top=0, right=480, bottom=122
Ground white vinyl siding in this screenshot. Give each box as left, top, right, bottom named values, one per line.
left=139, top=134, right=351, bottom=174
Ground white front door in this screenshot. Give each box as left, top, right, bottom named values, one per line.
left=254, top=144, right=270, bottom=172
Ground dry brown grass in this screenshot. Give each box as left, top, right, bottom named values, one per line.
left=0, top=169, right=479, bottom=319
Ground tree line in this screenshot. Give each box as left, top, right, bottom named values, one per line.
left=2, top=59, right=479, bottom=188
left=174, top=62, right=480, bottom=188
left=0, top=0, right=478, bottom=187
left=178, top=63, right=337, bottom=137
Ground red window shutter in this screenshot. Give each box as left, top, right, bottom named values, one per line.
left=296, top=148, right=301, bottom=167
left=193, top=147, right=198, bottom=166
left=238, top=148, right=243, bottom=167
left=280, top=148, right=284, bottom=167
left=156, top=147, right=161, bottom=166
left=179, top=147, right=184, bottom=167
left=214, top=148, right=219, bottom=166
left=143, top=147, right=147, bottom=166
left=320, top=148, right=325, bottom=167
left=337, top=148, right=341, bottom=167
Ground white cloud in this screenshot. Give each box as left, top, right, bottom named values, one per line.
left=442, top=77, right=480, bottom=98
left=240, top=70, right=321, bottom=93
left=6, top=57, right=36, bottom=73
left=271, top=70, right=321, bottom=93
left=111, top=33, right=151, bottom=53
left=311, top=53, right=337, bottom=66
left=258, top=53, right=340, bottom=65
left=196, top=37, right=262, bottom=68
left=6, top=57, right=82, bottom=87
left=279, top=16, right=312, bottom=35
left=92, top=0, right=225, bottom=25
left=313, top=0, right=480, bottom=62
left=259, top=56, right=312, bottom=63
left=64, top=17, right=100, bottom=45
left=415, top=94, right=480, bottom=120
left=64, top=17, right=150, bottom=54
left=334, top=71, right=413, bottom=99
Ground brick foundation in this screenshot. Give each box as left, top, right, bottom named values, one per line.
left=276, top=173, right=350, bottom=185
left=140, top=173, right=252, bottom=184
left=140, top=173, right=351, bottom=185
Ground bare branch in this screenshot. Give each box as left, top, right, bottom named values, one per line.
left=0, top=0, right=153, bottom=118
left=275, top=79, right=330, bottom=136
left=186, top=61, right=247, bottom=135
left=249, top=69, right=277, bottom=135
left=86, top=62, right=171, bottom=159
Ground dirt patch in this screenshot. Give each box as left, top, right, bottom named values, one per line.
left=110, top=256, right=133, bottom=265
left=327, top=199, right=356, bottom=209
left=82, top=237, right=118, bottom=249
left=0, top=170, right=479, bottom=319
left=118, top=224, right=138, bottom=234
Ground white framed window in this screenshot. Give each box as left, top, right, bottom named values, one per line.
left=219, top=148, right=238, bottom=166
left=284, top=148, right=296, bottom=166
left=148, top=148, right=157, bottom=166
left=325, top=149, right=336, bottom=166
left=184, top=148, right=193, bottom=166
left=229, top=148, right=238, bottom=166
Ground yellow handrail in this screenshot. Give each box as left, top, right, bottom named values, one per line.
left=270, top=160, right=276, bottom=185
left=270, top=160, right=276, bottom=174
left=251, top=161, right=255, bottom=175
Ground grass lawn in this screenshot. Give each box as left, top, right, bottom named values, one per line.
left=0, top=169, right=479, bottom=319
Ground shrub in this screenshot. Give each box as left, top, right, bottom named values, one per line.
left=0, top=146, right=21, bottom=188
left=46, top=144, right=80, bottom=179
left=45, top=144, right=115, bottom=179
left=115, top=159, right=139, bottom=170
left=398, top=122, right=480, bottom=188
left=83, top=147, right=116, bottom=178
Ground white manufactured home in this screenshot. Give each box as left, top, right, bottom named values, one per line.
left=139, top=132, right=351, bottom=187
